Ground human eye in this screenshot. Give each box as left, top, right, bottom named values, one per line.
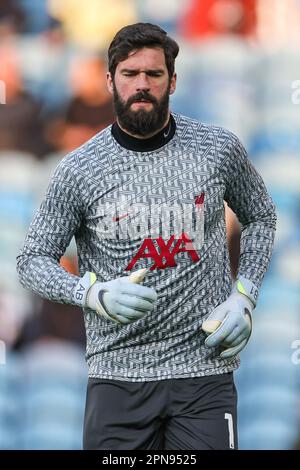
left=122, top=70, right=137, bottom=77
left=147, top=71, right=164, bottom=77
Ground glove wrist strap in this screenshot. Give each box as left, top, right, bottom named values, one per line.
left=73, top=271, right=97, bottom=307
left=233, top=275, right=258, bottom=308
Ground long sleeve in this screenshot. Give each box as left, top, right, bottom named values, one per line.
left=221, top=134, right=277, bottom=289
left=16, top=158, right=83, bottom=305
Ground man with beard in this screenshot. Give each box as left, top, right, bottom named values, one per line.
left=17, top=23, right=276, bottom=450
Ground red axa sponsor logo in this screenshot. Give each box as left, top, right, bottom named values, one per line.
left=125, top=232, right=200, bottom=271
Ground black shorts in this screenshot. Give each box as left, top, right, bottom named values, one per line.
left=83, top=373, right=238, bottom=450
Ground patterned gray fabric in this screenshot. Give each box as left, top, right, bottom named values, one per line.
left=17, top=113, right=276, bottom=381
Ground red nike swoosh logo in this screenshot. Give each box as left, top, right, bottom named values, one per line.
left=112, top=213, right=129, bottom=222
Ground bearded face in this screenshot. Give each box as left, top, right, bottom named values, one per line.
left=107, top=48, right=176, bottom=137
left=113, top=84, right=171, bottom=137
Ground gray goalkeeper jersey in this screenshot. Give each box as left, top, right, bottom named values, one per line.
left=17, top=113, right=276, bottom=381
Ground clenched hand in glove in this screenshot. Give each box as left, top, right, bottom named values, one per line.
left=74, top=269, right=157, bottom=325
left=202, top=276, right=258, bottom=359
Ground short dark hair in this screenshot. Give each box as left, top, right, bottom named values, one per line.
left=108, top=23, right=179, bottom=79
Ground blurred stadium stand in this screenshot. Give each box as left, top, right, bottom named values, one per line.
left=0, top=0, right=299, bottom=450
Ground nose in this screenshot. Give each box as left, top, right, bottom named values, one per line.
left=135, top=72, right=150, bottom=92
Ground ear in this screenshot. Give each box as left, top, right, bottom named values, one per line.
left=169, top=73, right=177, bottom=95
left=106, top=72, right=114, bottom=95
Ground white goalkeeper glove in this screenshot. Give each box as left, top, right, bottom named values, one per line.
left=202, top=276, right=258, bottom=358
left=73, top=269, right=157, bottom=325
